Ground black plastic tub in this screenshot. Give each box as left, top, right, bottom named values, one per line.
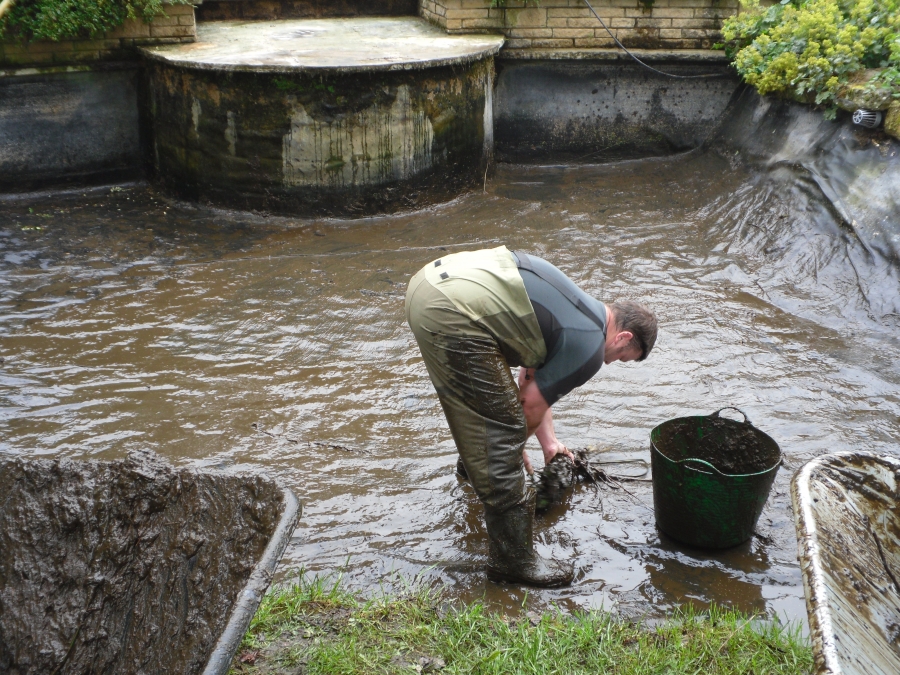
left=0, top=451, right=300, bottom=675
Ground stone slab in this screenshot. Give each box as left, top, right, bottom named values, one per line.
left=886, top=101, right=900, bottom=141
left=140, top=17, right=505, bottom=73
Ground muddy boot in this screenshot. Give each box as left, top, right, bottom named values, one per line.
left=456, top=457, right=469, bottom=480
left=484, top=494, right=574, bottom=588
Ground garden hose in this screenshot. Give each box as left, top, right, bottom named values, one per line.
left=581, top=0, right=730, bottom=79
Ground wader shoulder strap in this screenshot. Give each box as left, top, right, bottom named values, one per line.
left=512, top=250, right=607, bottom=332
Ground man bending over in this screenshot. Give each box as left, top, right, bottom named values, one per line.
left=405, top=246, right=657, bottom=588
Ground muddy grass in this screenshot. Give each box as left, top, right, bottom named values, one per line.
left=229, top=571, right=813, bottom=675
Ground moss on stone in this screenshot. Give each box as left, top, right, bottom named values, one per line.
left=885, top=101, right=900, bottom=140
left=836, top=69, right=895, bottom=113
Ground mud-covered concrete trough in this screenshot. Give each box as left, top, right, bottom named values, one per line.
left=792, top=452, right=900, bottom=675
left=140, top=17, right=504, bottom=216
left=0, top=451, right=300, bottom=675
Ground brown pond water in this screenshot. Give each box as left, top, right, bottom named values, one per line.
left=2, top=150, right=899, bottom=628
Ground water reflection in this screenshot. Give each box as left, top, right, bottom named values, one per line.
left=1, top=151, right=898, bottom=628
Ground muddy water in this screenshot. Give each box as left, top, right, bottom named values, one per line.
left=2, top=151, right=899, bottom=627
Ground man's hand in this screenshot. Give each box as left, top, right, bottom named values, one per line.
left=518, top=367, right=573, bottom=472
left=522, top=438, right=572, bottom=476
left=542, top=440, right=573, bottom=465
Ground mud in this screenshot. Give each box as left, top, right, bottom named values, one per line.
left=0, top=451, right=286, bottom=674
left=652, top=414, right=781, bottom=475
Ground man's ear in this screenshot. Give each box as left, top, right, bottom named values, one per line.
left=615, top=330, right=634, bottom=345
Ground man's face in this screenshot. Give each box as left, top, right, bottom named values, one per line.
left=604, top=331, right=642, bottom=364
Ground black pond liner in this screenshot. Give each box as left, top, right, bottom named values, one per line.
left=0, top=451, right=300, bottom=675
left=650, top=407, right=782, bottom=549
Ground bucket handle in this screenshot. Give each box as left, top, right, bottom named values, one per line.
left=677, top=457, right=729, bottom=476
left=678, top=455, right=784, bottom=476
left=709, top=407, right=751, bottom=425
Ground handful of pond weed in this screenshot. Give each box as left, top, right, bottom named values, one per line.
left=532, top=447, right=644, bottom=513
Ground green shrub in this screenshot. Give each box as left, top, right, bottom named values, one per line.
left=0, top=0, right=191, bottom=42
left=721, top=0, right=900, bottom=116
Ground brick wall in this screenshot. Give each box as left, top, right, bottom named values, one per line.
left=420, top=0, right=739, bottom=50
left=0, top=3, right=196, bottom=68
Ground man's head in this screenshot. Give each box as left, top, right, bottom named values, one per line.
left=605, top=301, right=657, bottom=364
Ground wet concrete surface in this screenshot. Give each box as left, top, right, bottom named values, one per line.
left=141, top=18, right=504, bottom=73
left=494, top=59, right=738, bottom=163
left=0, top=67, right=143, bottom=193
left=1, top=151, right=899, bottom=628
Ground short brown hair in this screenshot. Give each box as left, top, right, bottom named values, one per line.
left=610, top=301, right=657, bottom=361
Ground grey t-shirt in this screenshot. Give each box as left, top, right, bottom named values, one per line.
left=517, top=255, right=607, bottom=406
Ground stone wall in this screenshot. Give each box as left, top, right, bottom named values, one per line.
left=420, top=0, right=739, bottom=50
left=0, top=3, right=196, bottom=68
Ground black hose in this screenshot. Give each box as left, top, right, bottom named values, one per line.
left=581, top=0, right=730, bottom=79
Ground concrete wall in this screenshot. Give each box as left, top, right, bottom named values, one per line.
left=0, top=53, right=741, bottom=194
left=0, top=66, right=142, bottom=192
left=0, top=4, right=743, bottom=199
left=494, top=55, right=739, bottom=162
left=420, top=0, right=739, bottom=50
left=0, top=4, right=196, bottom=68
left=0, top=2, right=196, bottom=190
left=144, top=59, right=495, bottom=216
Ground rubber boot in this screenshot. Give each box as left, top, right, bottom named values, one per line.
left=456, top=457, right=469, bottom=480
left=484, top=493, right=574, bottom=588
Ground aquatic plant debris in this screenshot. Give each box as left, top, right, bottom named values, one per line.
left=533, top=447, right=650, bottom=513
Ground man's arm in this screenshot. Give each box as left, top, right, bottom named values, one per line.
left=518, top=368, right=574, bottom=473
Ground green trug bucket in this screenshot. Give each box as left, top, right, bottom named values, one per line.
left=650, top=407, right=782, bottom=549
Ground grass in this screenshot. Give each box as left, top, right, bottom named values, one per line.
left=230, top=570, right=813, bottom=675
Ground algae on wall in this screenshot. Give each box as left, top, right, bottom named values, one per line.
left=282, top=84, right=436, bottom=189
left=144, top=59, right=494, bottom=216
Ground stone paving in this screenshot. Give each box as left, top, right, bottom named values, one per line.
left=141, top=16, right=504, bottom=73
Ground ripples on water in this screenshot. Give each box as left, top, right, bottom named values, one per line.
left=1, top=151, right=898, bottom=625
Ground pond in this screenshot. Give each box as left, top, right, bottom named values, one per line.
left=2, top=149, right=898, bottom=627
